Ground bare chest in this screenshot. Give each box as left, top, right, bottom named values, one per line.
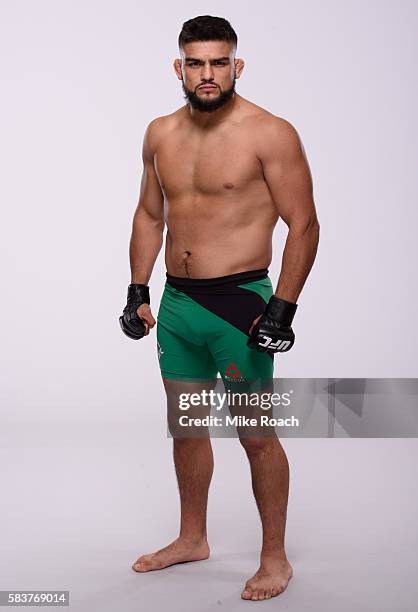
left=154, top=127, right=264, bottom=198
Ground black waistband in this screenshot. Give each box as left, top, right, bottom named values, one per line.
left=166, top=268, right=268, bottom=291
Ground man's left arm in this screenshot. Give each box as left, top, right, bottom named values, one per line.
left=258, top=117, right=320, bottom=302
left=247, top=117, right=319, bottom=354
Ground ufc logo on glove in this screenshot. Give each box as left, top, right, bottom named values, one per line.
left=258, top=336, right=292, bottom=352
left=247, top=296, right=298, bottom=354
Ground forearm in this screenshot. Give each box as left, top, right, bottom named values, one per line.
left=274, top=219, right=320, bottom=302
left=129, top=211, right=164, bottom=284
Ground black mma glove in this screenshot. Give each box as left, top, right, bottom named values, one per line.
left=119, top=284, right=150, bottom=340
left=247, top=296, right=298, bottom=354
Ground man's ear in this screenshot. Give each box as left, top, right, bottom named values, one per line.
left=234, top=58, right=245, bottom=79
left=173, top=58, right=183, bottom=80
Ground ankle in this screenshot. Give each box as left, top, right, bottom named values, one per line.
left=260, top=549, right=288, bottom=564
left=178, top=533, right=208, bottom=546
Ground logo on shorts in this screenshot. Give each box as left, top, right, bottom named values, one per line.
left=225, top=363, right=247, bottom=383
left=157, top=341, right=164, bottom=360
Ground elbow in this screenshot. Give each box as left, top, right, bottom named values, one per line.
left=309, top=217, right=320, bottom=247
left=144, top=218, right=165, bottom=236
left=311, top=217, right=320, bottom=238
left=133, top=210, right=165, bottom=234
left=289, top=215, right=320, bottom=248
left=299, top=214, right=320, bottom=236
left=153, top=217, right=165, bottom=233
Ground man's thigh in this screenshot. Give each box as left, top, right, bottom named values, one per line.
left=162, top=377, right=218, bottom=439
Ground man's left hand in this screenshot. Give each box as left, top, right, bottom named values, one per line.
left=247, top=296, right=298, bottom=354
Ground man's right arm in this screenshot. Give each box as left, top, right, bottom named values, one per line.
left=129, top=119, right=165, bottom=284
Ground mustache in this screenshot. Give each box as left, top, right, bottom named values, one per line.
left=197, top=84, right=218, bottom=90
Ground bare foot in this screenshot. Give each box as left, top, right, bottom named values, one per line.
left=241, top=555, right=293, bottom=601
left=132, top=537, right=210, bottom=572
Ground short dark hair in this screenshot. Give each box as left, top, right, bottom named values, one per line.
left=178, top=15, right=237, bottom=52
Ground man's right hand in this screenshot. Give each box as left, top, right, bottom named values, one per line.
left=119, top=284, right=156, bottom=340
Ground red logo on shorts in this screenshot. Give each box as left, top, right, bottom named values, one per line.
left=225, top=363, right=242, bottom=378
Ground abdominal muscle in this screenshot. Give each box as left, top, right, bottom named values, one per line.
left=164, top=206, right=276, bottom=278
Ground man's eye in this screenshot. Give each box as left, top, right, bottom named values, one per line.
left=187, top=61, right=227, bottom=67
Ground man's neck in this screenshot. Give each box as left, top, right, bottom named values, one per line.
left=187, top=93, right=239, bottom=129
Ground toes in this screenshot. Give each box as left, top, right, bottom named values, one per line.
left=241, top=588, right=253, bottom=600
left=271, top=583, right=285, bottom=596
left=249, top=589, right=260, bottom=601
left=133, top=560, right=151, bottom=572
left=132, top=562, right=144, bottom=572
left=132, top=555, right=153, bottom=572
left=242, top=575, right=290, bottom=600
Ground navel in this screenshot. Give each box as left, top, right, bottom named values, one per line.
left=182, top=251, right=192, bottom=276
left=223, top=182, right=234, bottom=189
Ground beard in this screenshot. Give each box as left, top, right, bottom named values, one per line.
left=182, top=78, right=236, bottom=113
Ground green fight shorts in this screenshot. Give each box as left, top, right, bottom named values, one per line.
left=156, top=268, right=274, bottom=384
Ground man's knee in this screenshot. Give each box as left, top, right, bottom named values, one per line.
left=239, top=434, right=278, bottom=456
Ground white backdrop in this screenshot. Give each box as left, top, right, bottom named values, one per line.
left=1, top=3, right=418, bottom=611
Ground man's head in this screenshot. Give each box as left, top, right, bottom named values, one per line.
left=174, top=15, right=244, bottom=113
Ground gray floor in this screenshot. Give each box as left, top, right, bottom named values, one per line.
left=1, top=420, right=417, bottom=611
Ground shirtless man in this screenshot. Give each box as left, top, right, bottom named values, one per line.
left=120, top=15, right=319, bottom=602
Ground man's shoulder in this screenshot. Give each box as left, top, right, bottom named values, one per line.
left=247, top=107, right=299, bottom=142
left=144, top=108, right=186, bottom=151
left=244, top=106, right=302, bottom=159
left=146, top=107, right=186, bottom=133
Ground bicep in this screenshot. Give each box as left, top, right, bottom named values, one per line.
left=134, top=123, right=164, bottom=226
left=260, top=120, right=316, bottom=229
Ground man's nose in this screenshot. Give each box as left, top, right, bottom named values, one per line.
left=201, top=61, right=214, bottom=81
